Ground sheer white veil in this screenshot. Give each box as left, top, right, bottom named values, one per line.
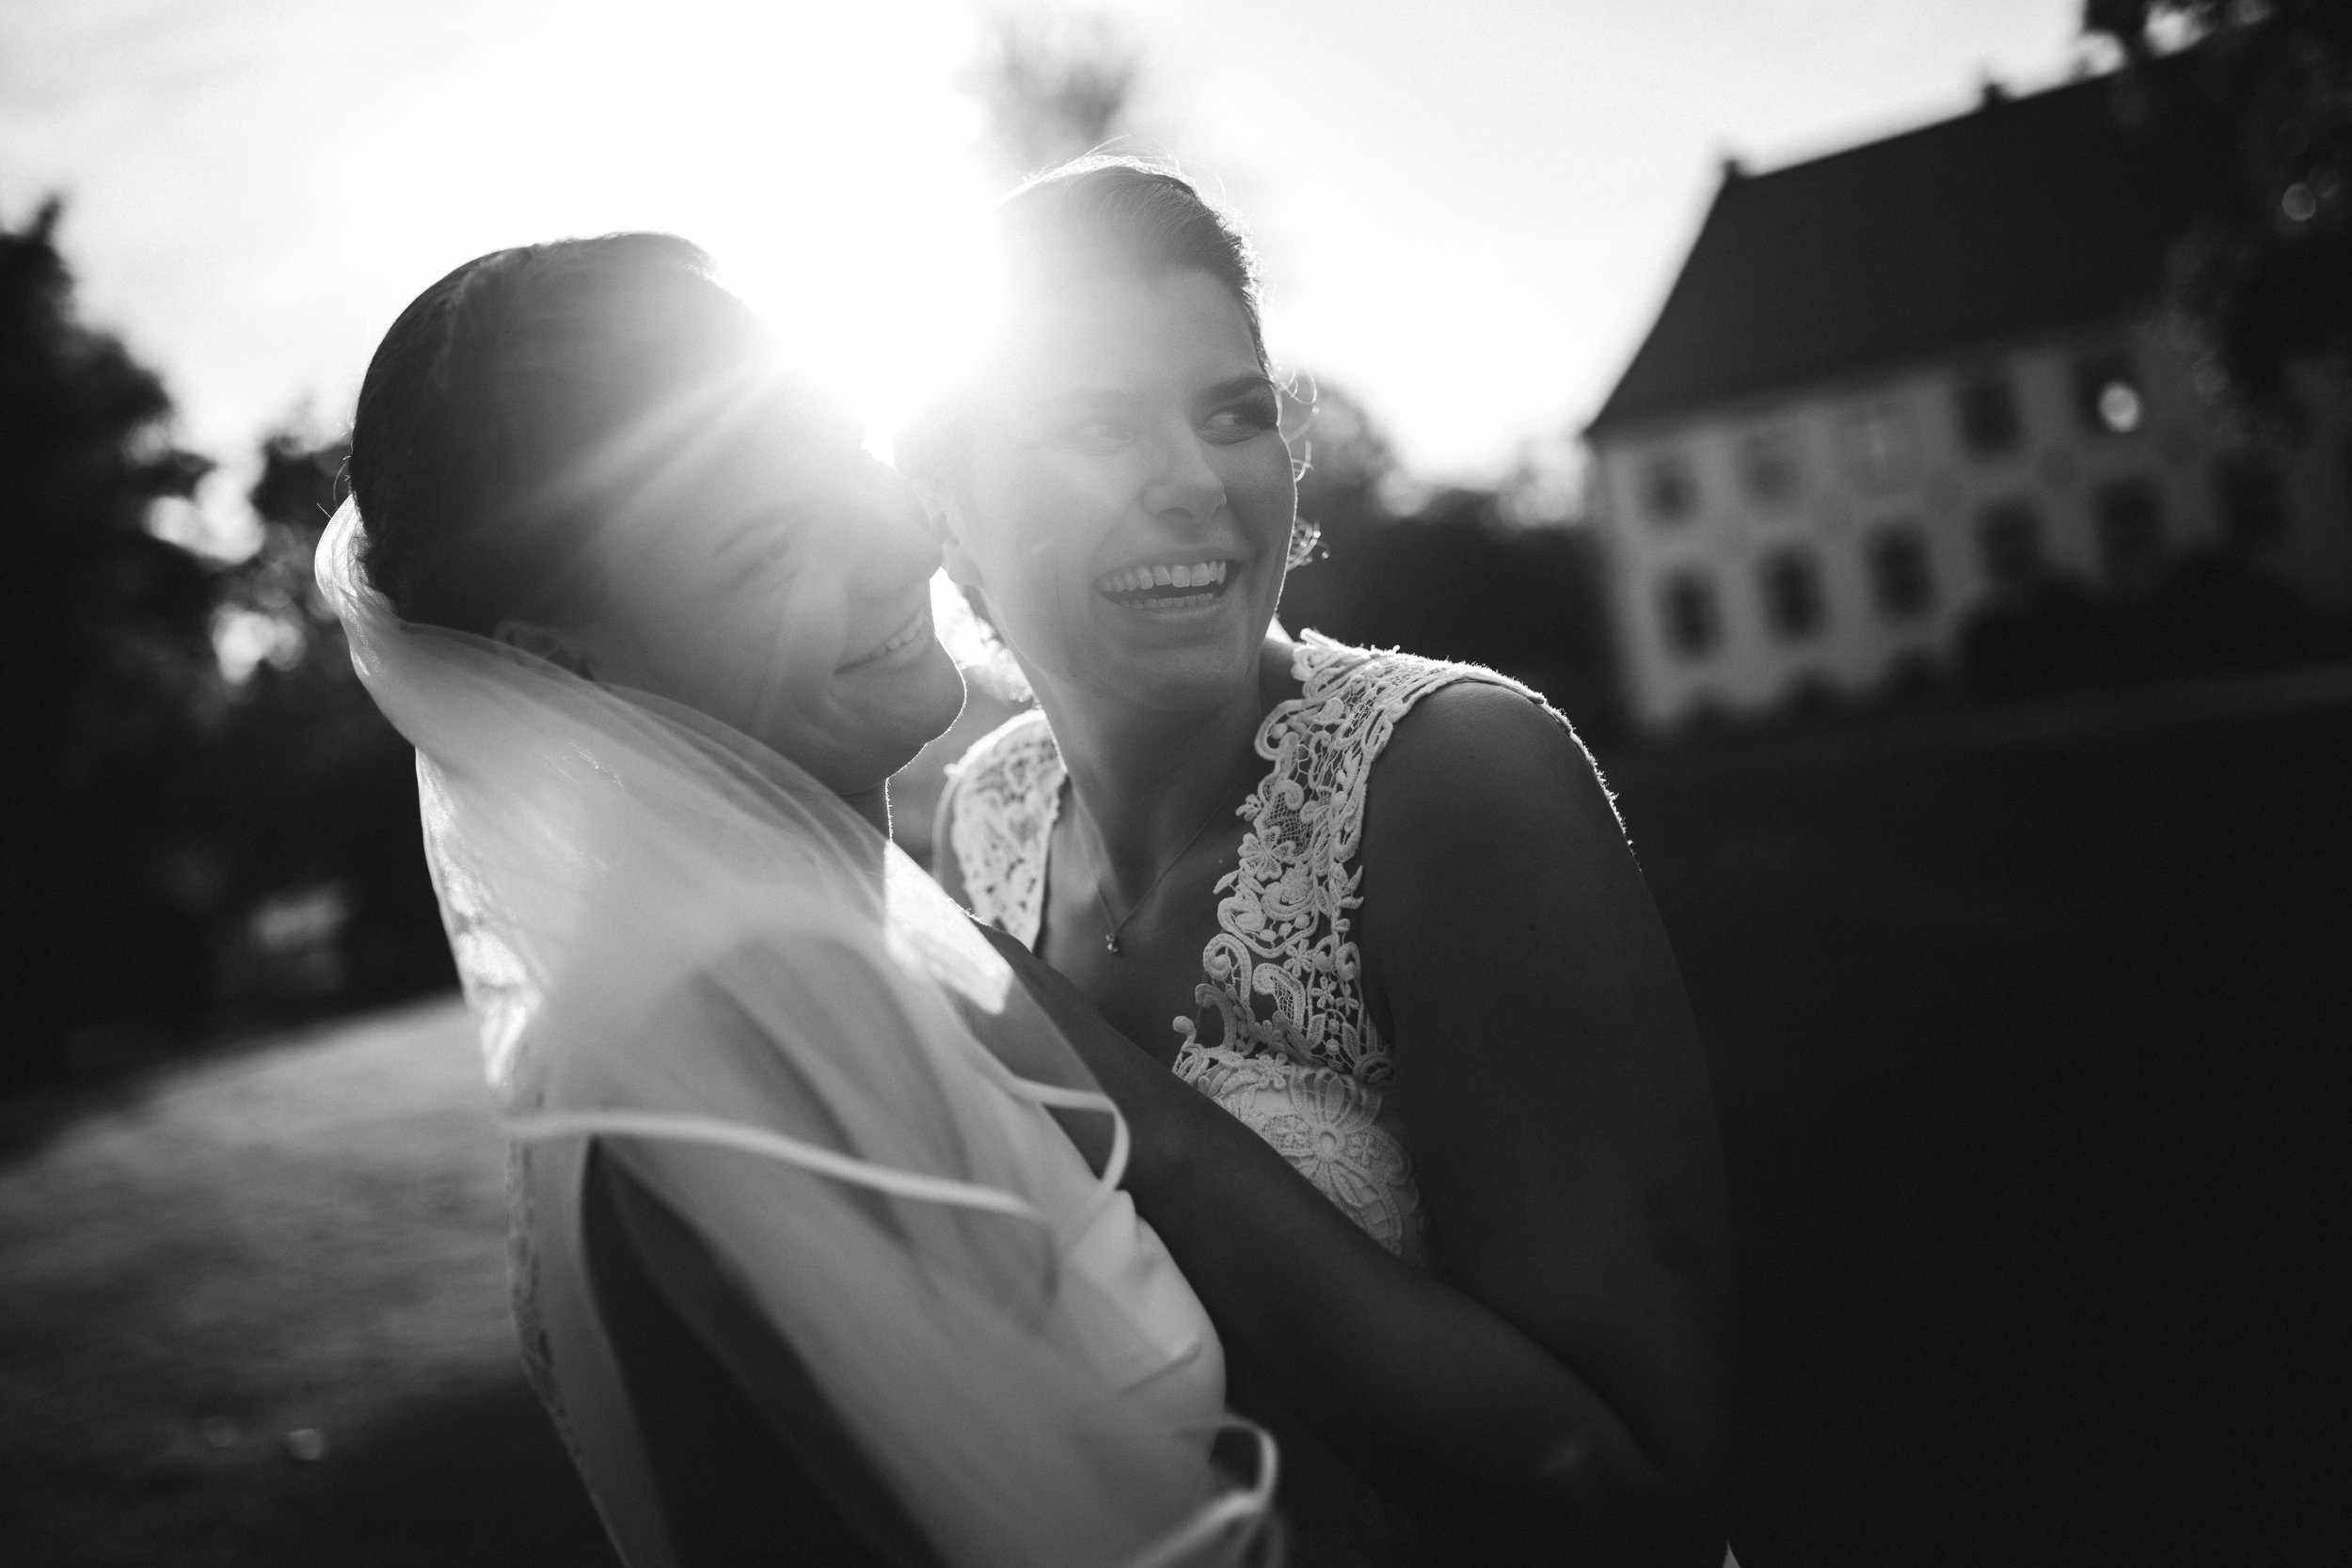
left=316, top=499, right=1275, bottom=1568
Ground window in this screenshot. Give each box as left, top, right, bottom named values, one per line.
left=2094, top=480, right=2166, bottom=589
left=1759, top=546, right=1827, bottom=641
left=1737, top=428, right=1803, bottom=506
left=1658, top=569, right=1721, bottom=658
left=1977, top=499, right=2044, bottom=588
left=2214, top=454, right=2288, bottom=549
left=1836, top=402, right=1918, bottom=492
left=1954, top=369, right=2023, bottom=457
left=1867, top=526, right=1936, bottom=621
left=2072, top=350, right=2145, bottom=436
left=1641, top=451, right=1698, bottom=524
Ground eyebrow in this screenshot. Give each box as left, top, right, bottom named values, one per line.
left=1024, top=374, right=1278, bottom=419
left=1020, top=385, right=1136, bottom=419
left=1202, top=374, right=1279, bottom=404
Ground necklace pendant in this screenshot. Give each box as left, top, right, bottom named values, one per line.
left=1104, top=932, right=1122, bottom=956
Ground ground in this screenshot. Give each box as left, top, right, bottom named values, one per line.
left=2, top=667, right=2344, bottom=1566
left=0, top=1004, right=615, bottom=1568
left=1611, top=666, right=2351, bottom=1566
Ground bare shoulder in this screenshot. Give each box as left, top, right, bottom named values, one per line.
left=1366, top=677, right=1622, bottom=862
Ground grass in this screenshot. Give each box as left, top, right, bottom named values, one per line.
left=2, top=666, right=2343, bottom=1566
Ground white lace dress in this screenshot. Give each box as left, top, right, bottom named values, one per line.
left=945, top=633, right=1554, bottom=1268
left=943, top=637, right=1740, bottom=1568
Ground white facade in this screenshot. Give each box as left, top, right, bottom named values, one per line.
left=1589, top=318, right=2352, bottom=731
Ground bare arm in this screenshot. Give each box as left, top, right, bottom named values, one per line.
left=983, top=684, right=1732, bottom=1564
left=1364, top=684, right=1733, bottom=1552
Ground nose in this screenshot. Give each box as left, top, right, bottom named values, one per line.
left=1140, top=426, right=1227, bottom=531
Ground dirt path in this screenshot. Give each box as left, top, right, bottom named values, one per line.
left=0, top=1000, right=614, bottom=1566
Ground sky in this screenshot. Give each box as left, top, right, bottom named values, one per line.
left=0, top=0, right=2096, bottom=540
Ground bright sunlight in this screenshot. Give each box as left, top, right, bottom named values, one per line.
left=515, top=1, right=996, bottom=441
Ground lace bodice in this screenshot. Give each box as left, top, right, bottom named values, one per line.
left=945, top=634, right=1548, bottom=1264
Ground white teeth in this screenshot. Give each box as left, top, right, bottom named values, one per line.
left=842, top=606, right=926, bottom=670
left=1097, top=561, right=1231, bottom=595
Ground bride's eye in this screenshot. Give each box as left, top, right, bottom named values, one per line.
left=1202, top=396, right=1279, bottom=443
left=1059, top=417, right=1135, bottom=453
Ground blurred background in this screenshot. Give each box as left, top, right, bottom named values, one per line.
left=3, top=1, right=2345, bottom=1563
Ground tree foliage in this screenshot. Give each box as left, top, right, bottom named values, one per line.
left=2084, top=0, right=2352, bottom=431
left=199, top=431, right=454, bottom=1022
left=3, top=207, right=453, bottom=1081
left=1283, top=375, right=1401, bottom=531
left=968, top=6, right=1144, bottom=179
left=3, top=199, right=217, bottom=1073
left=1276, top=379, right=1621, bottom=736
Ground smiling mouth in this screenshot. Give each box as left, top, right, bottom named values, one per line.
left=836, top=604, right=930, bottom=673
left=1093, top=559, right=1236, bottom=612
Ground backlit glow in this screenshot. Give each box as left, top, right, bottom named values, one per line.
left=223, top=0, right=1011, bottom=461
left=496, top=1, right=996, bottom=445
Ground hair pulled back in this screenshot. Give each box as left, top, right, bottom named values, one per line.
left=898, top=157, right=1266, bottom=482
left=1001, top=155, right=1265, bottom=365
left=349, top=232, right=760, bottom=636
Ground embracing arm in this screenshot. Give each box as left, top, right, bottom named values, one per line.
left=582, top=1141, right=940, bottom=1568
left=990, top=685, right=1732, bottom=1564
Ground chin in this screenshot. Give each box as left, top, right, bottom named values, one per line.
left=1109, top=617, right=1270, bottom=707
left=885, top=643, right=969, bottom=760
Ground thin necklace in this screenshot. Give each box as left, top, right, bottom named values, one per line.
left=1087, top=787, right=1242, bottom=957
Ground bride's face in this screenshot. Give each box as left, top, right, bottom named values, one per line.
left=576, top=391, right=964, bottom=796
left=939, top=268, right=1295, bottom=712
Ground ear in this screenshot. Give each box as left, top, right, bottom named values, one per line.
left=493, top=618, right=596, bottom=678
left=914, top=481, right=988, bottom=594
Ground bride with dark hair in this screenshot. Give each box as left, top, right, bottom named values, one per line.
left=328, top=232, right=1278, bottom=1568
left=919, top=159, right=1736, bottom=1567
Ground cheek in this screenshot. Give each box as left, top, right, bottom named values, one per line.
left=708, top=577, right=825, bottom=718
left=971, top=456, right=1117, bottom=595
left=1229, top=443, right=1298, bottom=546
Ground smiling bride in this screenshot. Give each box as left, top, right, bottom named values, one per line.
left=325, top=232, right=1279, bottom=1568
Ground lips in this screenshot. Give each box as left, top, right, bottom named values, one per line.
left=1093, top=559, right=1235, bottom=611
left=836, top=602, right=930, bottom=673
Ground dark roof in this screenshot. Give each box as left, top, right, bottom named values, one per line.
left=1587, top=65, right=2226, bottom=434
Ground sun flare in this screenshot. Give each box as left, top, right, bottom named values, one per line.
left=467, top=0, right=1005, bottom=449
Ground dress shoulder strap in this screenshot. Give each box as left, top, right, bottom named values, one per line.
left=942, top=708, right=1062, bottom=948
left=1199, top=634, right=1562, bottom=1082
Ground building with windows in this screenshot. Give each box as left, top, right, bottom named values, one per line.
left=1584, top=70, right=2351, bottom=731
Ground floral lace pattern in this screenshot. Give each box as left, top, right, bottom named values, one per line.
left=945, top=635, right=1544, bottom=1264
left=943, top=709, right=1064, bottom=950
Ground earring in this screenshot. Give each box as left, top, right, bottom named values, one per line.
left=1286, top=516, right=1323, bottom=571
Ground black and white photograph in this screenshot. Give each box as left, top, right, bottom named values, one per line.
left=3, top=2, right=2344, bottom=1564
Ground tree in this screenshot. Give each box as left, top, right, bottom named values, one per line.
left=2084, top=0, right=2352, bottom=433
left=967, top=7, right=1144, bottom=180
left=1273, top=379, right=1623, bottom=736
left=2, top=199, right=217, bottom=1075
left=200, top=429, right=453, bottom=1017
left=1281, top=374, right=1401, bottom=540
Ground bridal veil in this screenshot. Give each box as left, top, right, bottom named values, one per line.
left=317, top=499, right=1275, bottom=1568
